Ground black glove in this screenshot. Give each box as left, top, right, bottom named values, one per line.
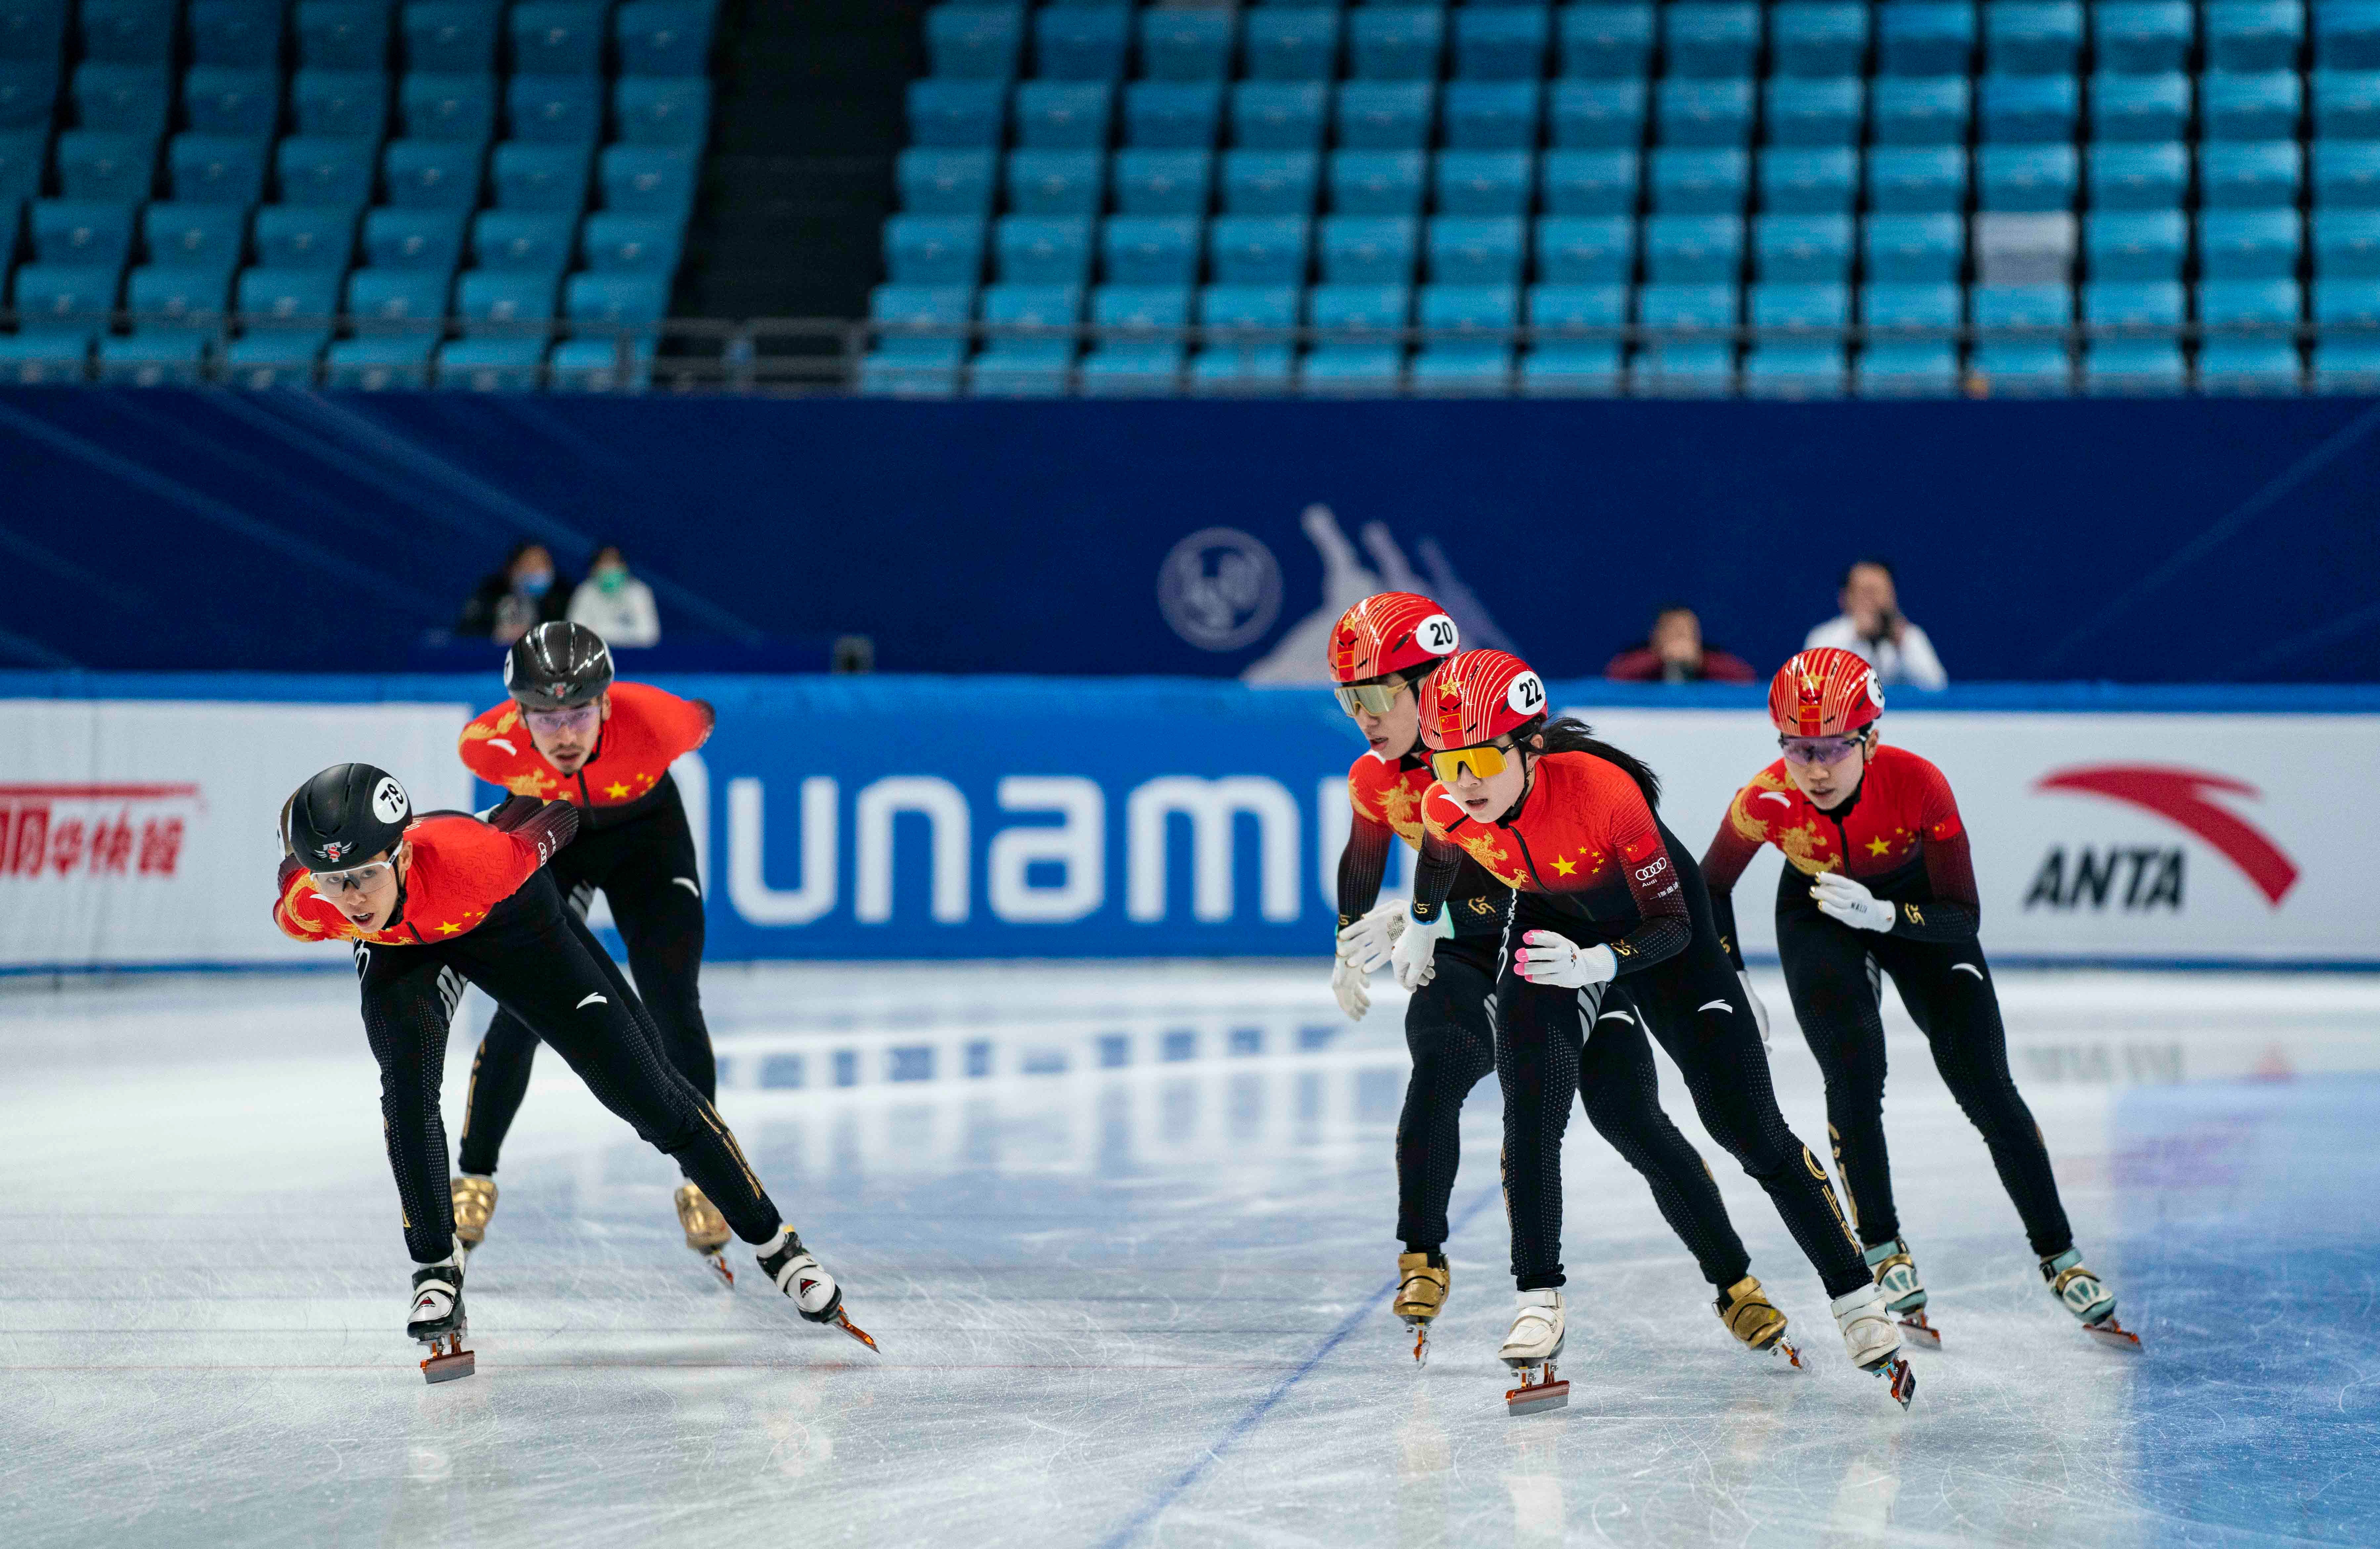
left=505, top=799, right=581, bottom=864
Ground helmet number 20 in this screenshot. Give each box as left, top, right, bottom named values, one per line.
left=1418, top=613, right=1457, bottom=654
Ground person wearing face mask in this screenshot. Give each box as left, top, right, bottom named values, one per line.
left=1328, top=594, right=1796, bottom=1374
left=444, top=622, right=730, bottom=1280
left=272, top=763, right=874, bottom=1381
left=567, top=543, right=661, bottom=648
left=457, top=542, right=575, bottom=646
left=1393, top=649, right=1914, bottom=1409
left=1701, top=649, right=2137, bottom=1352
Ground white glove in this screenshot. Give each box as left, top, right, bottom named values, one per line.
left=1330, top=953, right=1371, bottom=1020
left=1813, top=871, right=1895, bottom=933
left=1739, top=969, right=1771, bottom=1048
left=1391, top=909, right=1452, bottom=990
left=1513, top=929, right=1618, bottom=989
left=1334, top=900, right=1407, bottom=976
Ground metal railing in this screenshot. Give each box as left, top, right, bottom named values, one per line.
left=9, top=311, right=2370, bottom=395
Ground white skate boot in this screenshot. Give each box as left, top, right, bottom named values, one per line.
left=1864, top=1237, right=1940, bottom=1348
left=1499, top=1289, right=1569, bottom=1416
left=2043, top=1248, right=2140, bottom=1349
left=1831, top=1283, right=1916, bottom=1409
left=407, top=1253, right=473, bottom=1384
left=757, top=1229, right=879, bottom=1352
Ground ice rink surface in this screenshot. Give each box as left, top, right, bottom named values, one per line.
left=3, top=962, right=2376, bottom=1549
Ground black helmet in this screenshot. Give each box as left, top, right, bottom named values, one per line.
left=504, top=621, right=614, bottom=711
left=284, top=764, right=412, bottom=871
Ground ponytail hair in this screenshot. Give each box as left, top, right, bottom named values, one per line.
left=1525, top=716, right=1663, bottom=809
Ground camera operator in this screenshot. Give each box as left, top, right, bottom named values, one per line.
left=1804, top=560, right=1947, bottom=689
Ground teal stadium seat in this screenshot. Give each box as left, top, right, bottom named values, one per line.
left=58, top=131, right=157, bottom=202
left=384, top=137, right=485, bottom=207
left=1077, top=283, right=1189, bottom=396
left=909, top=80, right=1008, bottom=149
left=1016, top=82, right=1114, bottom=149
left=1443, top=82, right=1540, bottom=149
left=2091, top=72, right=2190, bottom=143
left=294, top=68, right=392, bottom=139
left=1865, top=212, right=1965, bottom=281
left=82, top=0, right=175, bottom=67
left=169, top=133, right=271, bottom=205
left=507, top=76, right=603, bottom=143
left=1757, top=213, right=1854, bottom=282
left=511, top=4, right=608, bottom=75
left=598, top=144, right=696, bottom=216
left=1541, top=149, right=1637, bottom=215
left=254, top=205, right=360, bottom=269
left=1435, top=150, right=1532, bottom=216
left=1549, top=81, right=1646, bottom=149
left=1243, top=8, right=1339, bottom=83
left=1123, top=82, right=1221, bottom=148
left=1112, top=148, right=1211, bottom=215
left=886, top=214, right=987, bottom=284
left=1318, top=214, right=1421, bottom=282
left=1765, top=77, right=1863, bottom=147
left=1649, top=147, right=1749, bottom=213
left=1559, top=5, right=1651, bottom=81
left=1101, top=215, right=1199, bottom=284
left=1873, top=76, right=1970, bottom=147
left=1986, top=3, right=2083, bottom=75
left=297, top=2, right=393, bottom=72
left=33, top=199, right=137, bottom=267
left=191, top=0, right=284, bottom=68
left=74, top=63, right=172, bottom=138
left=1139, top=9, right=1230, bottom=84
left=1008, top=148, right=1108, bottom=215
left=472, top=209, right=576, bottom=276
left=1333, top=82, right=1431, bottom=149
left=1209, top=213, right=1311, bottom=282
left=582, top=213, right=680, bottom=273
left=615, top=2, right=714, bottom=78
left=143, top=203, right=248, bottom=281
left=860, top=282, right=971, bottom=396
left=1034, top=7, right=1128, bottom=82
left=615, top=77, right=711, bottom=147
left=363, top=207, right=469, bottom=271
left=1771, top=4, right=1868, bottom=78
left=404, top=2, right=499, bottom=74
left=279, top=136, right=378, bottom=205
left=1222, top=147, right=1320, bottom=214
left=2095, top=3, right=2193, bottom=72
left=185, top=66, right=282, bottom=137
left=1645, top=213, right=1744, bottom=282
left=401, top=73, right=499, bottom=143
left=2087, top=209, right=2187, bottom=278
left=1453, top=7, right=1549, bottom=83
left=1347, top=7, right=1443, bottom=82
left=1662, top=5, right=1757, bottom=81
left=1535, top=214, right=1634, bottom=282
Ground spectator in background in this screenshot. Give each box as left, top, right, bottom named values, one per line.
left=568, top=544, right=662, bottom=648
left=1805, top=559, right=1948, bottom=688
left=1604, top=604, right=1757, bottom=683
left=458, top=542, right=573, bottom=645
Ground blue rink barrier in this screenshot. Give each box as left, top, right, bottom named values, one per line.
left=6, top=673, right=2377, bottom=968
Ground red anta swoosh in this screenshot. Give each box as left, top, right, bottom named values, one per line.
left=2035, top=766, right=2299, bottom=905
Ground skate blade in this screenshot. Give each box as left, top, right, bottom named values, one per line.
left=2084, top=1316, right=2142, bottom=1351
left=1869, top=1354, right=1916, bottom=1410
left=1404, top=1318, right=1430, bottom=1366
left=1766, top=1336, right=1806, bottom=1371
left=418, top=1335, right=475, bottom=1385
left=1897, top=1311, right=1943, bottom=1350
left=832, top=1310, right=880, bottom=1353
left=701, top=1251, right=736, bottom=1289
left=1505, top=1364, right=1569, bottom=1417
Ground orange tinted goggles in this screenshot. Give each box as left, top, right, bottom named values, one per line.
left=1429, top=742, right=1514, bottom=784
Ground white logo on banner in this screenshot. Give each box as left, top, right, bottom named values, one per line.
left=1157, top=527, right=1282, bottom=651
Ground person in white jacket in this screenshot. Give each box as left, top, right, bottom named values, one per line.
left=1805, top=559, right=1947, bottom=688
left=567, top=545, right=661, bottom=648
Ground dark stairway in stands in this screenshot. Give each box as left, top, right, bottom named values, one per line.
left=675, top=0, right=930, bottom=385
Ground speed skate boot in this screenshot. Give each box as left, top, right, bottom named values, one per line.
left=450, top=1175, right=497, bottom=1257
left=1831, top=1283, right=1916, bottom=1410
left=1498, top=1290, right=1569, bottom=1416
left=674, top=1183, right=736, bottom=1287
left=2042, top=1248, right=2140, bottom=1350
left=1864, top=1237, right=1940, bottom=1348
left=408, top=1254, right=474, bottom=1384
left=1715, top=1276, right=1803, bottom=1369
left=757, top=1229, right=879, bottom=1353
left=1395, top=1251, right=1450, bottom=1364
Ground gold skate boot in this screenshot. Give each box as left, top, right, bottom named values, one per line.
left=450, top=1175, right=497, bottom=1253
left=675, top=1184, right=736, bottom=1287
left=1395, top=1251, right=1450, bottom=1364
left=1716, top=1275, right=1803, bottom=1368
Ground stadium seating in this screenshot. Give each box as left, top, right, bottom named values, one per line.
left=0, top=0, right=706, bottom=387
left=864, top=0, right=2355, bottom=397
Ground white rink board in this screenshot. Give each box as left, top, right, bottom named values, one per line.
left=1574, top=709, right=2380, bottom=965
left=0, top=699, right=472, bottom=968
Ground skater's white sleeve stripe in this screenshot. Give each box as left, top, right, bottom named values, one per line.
left=1697, top=998, right=1732, bottom=1014
left=1951, top=963, right=1983, bottom=980
left=1594, top=1010, right=1635, bottom=1025
left=576, top=992, right=607, bottom=1009
left=672, top=876, right=700, bottom=897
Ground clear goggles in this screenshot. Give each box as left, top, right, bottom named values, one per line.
left=1779, top=733, right=1866, bottom=766
left=524, top=702, right=600, bottom=736
left=309, top=858, right=396, bottom=895
left=1332, top=679, right=1411, bottom=717
left=1429, top=741, right=1517, bottom=785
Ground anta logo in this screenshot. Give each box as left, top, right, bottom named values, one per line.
left=2033, top=765, right=2298, bottom=907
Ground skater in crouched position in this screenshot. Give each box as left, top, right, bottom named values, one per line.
left=1702, top=649, right=2133, bottom=1349
left=449, top=621, right=733, bottom=1281
left=1326, top=594, right=1797, bottom=1368
left=1392, top=650, right=1913, bottom=1406
left=272, top=762, right=874, bottom=1377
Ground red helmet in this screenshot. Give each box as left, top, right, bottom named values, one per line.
left=1769, top=648, right=1884, bottom=737
left=1327, top=592, right=1459, bottom=685
left=1418, top=649, right=1549, bottom=750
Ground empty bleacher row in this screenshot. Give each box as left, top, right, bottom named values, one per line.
left=0, top=0, right=712, bottom=388
left=866, top=0, right=2380, bottom=398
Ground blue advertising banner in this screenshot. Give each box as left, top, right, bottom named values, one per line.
left=7, top=673, right=2377, bottom=971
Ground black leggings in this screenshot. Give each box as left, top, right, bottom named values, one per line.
left=1400, top=933, right=1752, bottom=1293
left=457, top=785, right=712, bottom=1177
left=1777, top=901, right=2073, bottom=1259
left=360, top=869, right=778, bottom=1264
left=1497, top=893, right=1869, bottom=1298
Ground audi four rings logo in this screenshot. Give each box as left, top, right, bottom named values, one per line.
left=1633, top=857, right=1670, bottom=883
